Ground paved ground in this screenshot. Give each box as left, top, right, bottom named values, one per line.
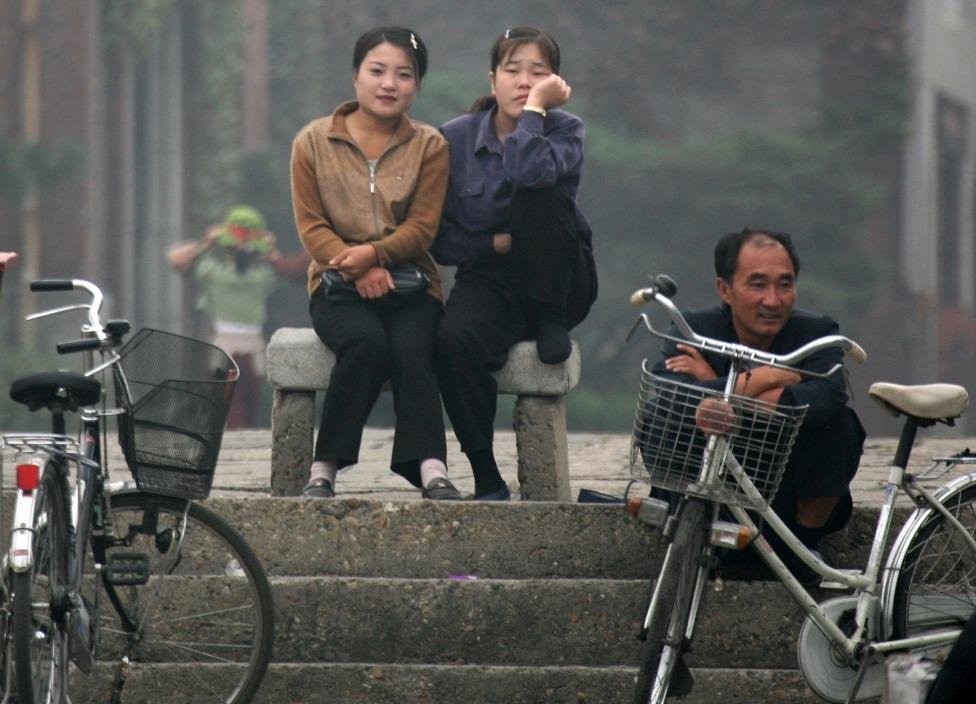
left=36, top=426, right=975, bottom=506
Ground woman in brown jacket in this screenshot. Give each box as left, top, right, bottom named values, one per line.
left=290, top=26, right=459, bottom=500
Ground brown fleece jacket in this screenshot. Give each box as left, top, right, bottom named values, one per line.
left=290, top=100, right=449, bottom=300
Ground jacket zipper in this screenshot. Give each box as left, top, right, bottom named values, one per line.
left=368, top=160, right=380, bottom=237
left=342, top=133, right=401, bottom=240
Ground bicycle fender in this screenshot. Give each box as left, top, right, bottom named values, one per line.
left=878, top=472, right=976, bottom=639
left=9, top=486, right=38, bottom=572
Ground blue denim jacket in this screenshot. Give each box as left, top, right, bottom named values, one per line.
left=430, top=105, right=591, bottom=266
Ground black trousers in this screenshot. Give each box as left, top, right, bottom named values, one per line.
left=770, top=405, right=866, bottom=532
left=309, top=288, right=445, bottom=487
left=436, top=188, right=596, bottom=466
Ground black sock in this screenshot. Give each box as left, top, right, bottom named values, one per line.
left=468, top=448, right=504, bottom=496
left=536, top=304, right=570, bottom=364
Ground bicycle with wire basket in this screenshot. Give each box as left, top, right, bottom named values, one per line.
left=0, top=278, right=274, bottom=704
left=625, top=274, right=976, bottom=704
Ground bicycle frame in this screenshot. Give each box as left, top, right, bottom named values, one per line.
left=719, top=437, right=969, bottom=664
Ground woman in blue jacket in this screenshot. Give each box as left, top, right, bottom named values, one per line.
left=432, top=27, right=597, bottom=500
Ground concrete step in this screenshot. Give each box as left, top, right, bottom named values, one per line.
left=271, top=578, right=810, bottom=670
left=252, top=663, right=825, bottom=704
left=221, top=496, right=891, bottom=702
left=208, top=497, right=909, bottom=579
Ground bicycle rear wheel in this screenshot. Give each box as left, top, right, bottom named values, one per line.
left=74, top=492, right=274, bottom=704
left=12, top=463, right=70, bottom=704
left=633, top=498, right=708, bottom=704
left=891, top=484, right=976, bottom=644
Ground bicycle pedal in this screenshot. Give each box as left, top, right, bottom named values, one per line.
left=105, top=552, right=150, bottom=586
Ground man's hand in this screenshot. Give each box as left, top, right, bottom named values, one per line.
left=354, top=266, right=394, bottom=299
left=736, top=366, right=801, bottom=402
left=0, top=252, right=18, bottom=271
left=527, top=74, right=571, bottom=110
left=493, top=233, right=512, bottom=254
left=664, top=344, right=717, bottom=381
left=330, top=244, right=378, bottom=279
left=202, top=225, right=223, bottom=248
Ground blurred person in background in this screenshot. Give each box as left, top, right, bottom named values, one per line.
left=168, top=204, right=304, bottom=428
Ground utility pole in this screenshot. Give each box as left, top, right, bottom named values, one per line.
left=19, top=0, right=41, bottom=347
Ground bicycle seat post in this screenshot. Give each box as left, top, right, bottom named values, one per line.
left=892, top=417, right=919, bottom=471
left=52, top=409, right=66, bottom=437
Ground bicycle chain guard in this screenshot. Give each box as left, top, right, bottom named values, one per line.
left=797, top=596, right=884, bottom=702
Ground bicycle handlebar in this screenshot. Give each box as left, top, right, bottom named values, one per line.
left=628, top=274, right=867, bottom=374
left=28, top=279, right=107, bottom=342
left=57, top=338, right=104, bottom=355
left=30, top=279, right=76, bottom=292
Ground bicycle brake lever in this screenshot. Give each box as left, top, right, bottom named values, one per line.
left=625, top=314, right=649, bottom=342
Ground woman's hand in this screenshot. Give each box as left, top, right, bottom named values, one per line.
left=354, top=266, right=395, bottom=299
left=527, top=74, right=572, bottom=110
left=664, top=344, right=717, bottom=381
left=330, top=244, right=378, bottom=279
left=493, top=233, right=512, bottom=254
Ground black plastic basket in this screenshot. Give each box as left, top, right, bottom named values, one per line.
left=114, top=329, right=238, bottom=500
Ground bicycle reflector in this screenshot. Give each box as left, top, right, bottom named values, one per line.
left=16, top=463, right=41, bottom=491
left=626, top=495, right=670, bottom=528
left=709, top=521, right=755, bottom=550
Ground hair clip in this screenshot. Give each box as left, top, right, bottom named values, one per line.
left=410, top=33, right=418, bottom=50
left=504, top=28, right=511, bottom=39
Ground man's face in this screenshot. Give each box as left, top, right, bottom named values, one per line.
left=717, top=239, right=796, bottom=350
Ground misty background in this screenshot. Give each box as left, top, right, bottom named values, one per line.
left=2, top=0, right=976, bottom=437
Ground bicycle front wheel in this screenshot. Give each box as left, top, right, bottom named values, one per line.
left=74, top=492, right=274, bottom=704
left=633, top=498, right=708, bottom=704
left=12, top=463, right=70, bottom=704
left=891, top=484, right=976, bottom=644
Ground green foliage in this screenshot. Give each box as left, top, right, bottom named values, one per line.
left=566, top=389, right=635, bottom=433
left=584, top=128, right=885, bottom=318
left=411, top=71, right=485, bottom=127
left=100, top=0, right=177, bottom=53
left=0, top=140, right=85, bottom=204
left=182, top=1, right=247, bottom=231
left=0, top=343, right=64, bottom=431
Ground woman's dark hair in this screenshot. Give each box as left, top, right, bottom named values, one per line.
left=470, top=26, right=561, bottom=112
left=352, top=26, right=428, bottom=80
left=714, top=228, right=801, bottom=282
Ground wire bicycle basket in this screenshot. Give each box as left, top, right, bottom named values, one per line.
left=114, top=329, right=238, bottom=500
left=630, top=361, right=808, bottom=510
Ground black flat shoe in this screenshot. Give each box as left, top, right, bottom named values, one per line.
left=421, top=477, right=462, bottom=501
left=302, top=477, right=335, bottom=498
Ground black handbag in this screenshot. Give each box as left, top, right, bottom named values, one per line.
left=320, top=263, right=430, bottom=306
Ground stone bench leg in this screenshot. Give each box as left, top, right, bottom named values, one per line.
left=513, top=395, right=572, bottom=502
left=271, top=389, right=315, bottom=496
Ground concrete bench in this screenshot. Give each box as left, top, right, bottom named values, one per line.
left=265, top=327, right=581, bottom=500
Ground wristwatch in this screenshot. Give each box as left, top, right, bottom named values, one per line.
left=522, top=105, right=547, bottom=117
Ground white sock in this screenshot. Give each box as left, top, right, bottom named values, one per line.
left=420, top=458, right=448, bottom=488
left=309, top=460, right=338, bottom=486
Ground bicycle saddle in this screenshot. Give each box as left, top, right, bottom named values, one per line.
left=9, top=371, right=102, bottom=412
left=869, top=382, right=969, bottom=421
